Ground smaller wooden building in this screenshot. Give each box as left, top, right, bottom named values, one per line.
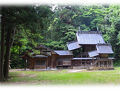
left=22, top=45, right=52, bottom=69
left=54, top=50, right=73, bottom=69
left=22, top=46, right=73, bottom=69
left=28, top=55, right=50, bottom=69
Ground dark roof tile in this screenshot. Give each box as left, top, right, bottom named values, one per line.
left=54, top=50, right=73, bottom=55
left=96, top=43, right=114, bottom=54
left=76, top=30, right=105, bottom=45
left=88, top=50, right=99, bottom=57
left=67, top=41, right=81, bottom=50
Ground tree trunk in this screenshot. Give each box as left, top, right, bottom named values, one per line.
left=0, top=9, right=5, bottom=81
left=4, top=26, right=16, bottom=80
left=3, top=28, right=11, bottom=79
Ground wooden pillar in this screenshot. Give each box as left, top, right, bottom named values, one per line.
left=98, top=61, right=100, bottom=67
left=71, top=60, right=73, bottom=69
left=110, top=60, right=111, bottom=67
left=80, top=60, right=81, bottom=66
left=101, top=61, right=103, bottom=67
left=107, top=61, right=108, bottom=67
left=108, top=60, right=110, bottom=67
left=81, top=60, right=82, bottom=67
left=103, top=61, right=104, bottom=67
left=51, top=54, right=57, bottom=68
left=110, top=60, right=112, bottom=68
left=100, top=61, right=101, bottom=67
left=103, top=61, right=104, bottom=68
left=102, top=61, right=104, bottom=68
left=109, top=60, right=110, bottom=67
left=33, top=59, right=35, bottom=69
left=84, top=61, right=86, bottom=68
left=46, top=58, right=48, bottom=69
left=24, top=59, right=27, bottom=70
left=111, top=60, right=113, bottom=67
left=99, top=61, right=101, bottom=67
left=104, top=61, right=106, bottom=69
left=105, top=61, right=106, bottom=67
left=106, top=61, right=108, bottom=67
left=103, top=61, right=105, bottom=68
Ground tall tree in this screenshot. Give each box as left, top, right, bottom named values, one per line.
left=0, top=6, right=53, bottom=81
left=0, top=8, right=5, bottom=81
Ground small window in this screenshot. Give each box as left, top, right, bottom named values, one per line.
left=36, top=60, right=46, bottom=65
left=41, top=60, right=46, bottom=65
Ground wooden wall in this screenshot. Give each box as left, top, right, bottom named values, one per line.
left=82, top=45, right=96, bottom=52
left=28, top=57, right=48, bottom=69
left=56, top=55, right=73, bottom=67
left=51, top=54, right=58, bottom=68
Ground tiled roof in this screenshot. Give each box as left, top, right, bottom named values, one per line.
left=67, top=41, right=81, bottom=50
left=96, top=43, right=114, bottom=54
left=76, top=30, right=105, bottom=45
left=88, top=43, right=114, bottom=57
left=32, top=55, right=48, bottom=58
left=88, top=50, right=99, bottom=57
left=54, top=50, right=73, bottom=55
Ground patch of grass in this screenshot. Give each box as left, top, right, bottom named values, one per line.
left=7, top=67, right=120, bottom=85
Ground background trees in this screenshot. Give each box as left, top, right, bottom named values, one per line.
left=1, top=4, right=120, bottom=81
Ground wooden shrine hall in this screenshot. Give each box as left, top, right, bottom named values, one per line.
left=22, top=30, right=114, bottom=70
left=67, top=30, right=114, bottom=70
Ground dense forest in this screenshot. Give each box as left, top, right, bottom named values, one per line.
left=1, top=5, right=120, bottom=81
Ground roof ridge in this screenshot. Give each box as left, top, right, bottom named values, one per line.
left=97, top=43, right=111, bottom=46
left=77, top=30, right=102, bottom=34
left=67, top=40, right=78, bottom=44
left=54, top=50, right=71, bottom=51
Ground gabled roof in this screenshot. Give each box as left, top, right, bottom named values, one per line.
left=35, top=45, right=52, bottom=52
left=54, top=50, right=73, bottom=56
left=76, top=30, right=105, bottom=45
left=96, top=43, right=114, bottom=54
left=32, top=55, right=48, bottom=58
left=88, top=50, right=99, bottom=57
left=67, top=41, right=81, bottom=50
left=88, top=43, right=114, bottom=57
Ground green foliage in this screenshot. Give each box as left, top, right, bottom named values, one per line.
left=9, top=5, right=120, bottom=68
left=32, top=50, right=40, bottom=55
left=10, top=54, right=25, bottom=69
left=114, top=60, right=120, bottom=66
left=10, top=6, right=53, bottom=68
left=110, top=18, right=120, bottom=61
left=45, top=41, right=65, bottom=50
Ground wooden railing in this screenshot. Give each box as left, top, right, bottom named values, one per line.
left=91, top=59, right=113, bottom=68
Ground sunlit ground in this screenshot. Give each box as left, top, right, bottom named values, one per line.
left=1, top=67, right=120, bottom=85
